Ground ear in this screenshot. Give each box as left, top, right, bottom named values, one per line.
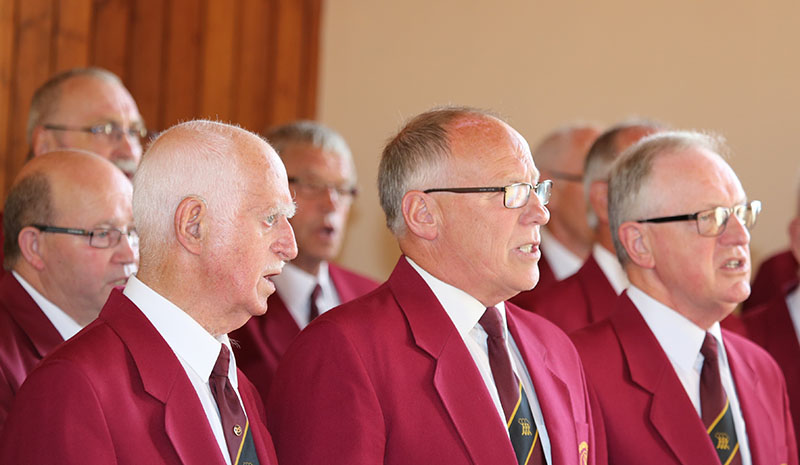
left=31, top=126, right=52, bottom=157
left=174, top=196, right=207, bottom=255
left=401, top=191, right=439, bottom=241
left=618, top=221, right=655, bottom=269
left=789, top=216, right=800, bottom=263
left=17, top=226, right=46, bottom=270
left=589, top=181, right=609, bottom=224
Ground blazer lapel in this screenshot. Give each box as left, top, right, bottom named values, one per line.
left=507, top=310, right=576, bottom=465
left=577, top=257, right=618, bottom=324
left=613, top=295, right=719, bottom=464
left=102, top=290, right=227, bottom=464
left=0, top=273, right=64, bottom=357
left=262, top=294, right=301, bottom=358
left=388, top=258, right=517, bottom=465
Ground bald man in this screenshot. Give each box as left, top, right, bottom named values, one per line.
left=0, top=151, right=136, bottom=427
left=511, top=122, right=660, bottom=332
left=0, top=121, right=294, bottom=464
left=533, top=124, right=601, bottom=289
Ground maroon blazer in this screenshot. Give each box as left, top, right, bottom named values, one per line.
left=231, top=262, right=377, bottom=402
left=745, top=249, right=798, bottom=312
left=535, top=249, right=558, bottom=292
left=571, top=293, right=798, bottom=465
left=511, top=255, right=618, bottom=334
left=267, top=257, right=601, bottom=465
left=0, top=290, right=279, bottom=464
left=743, top=282, right=800, bottom=455
left=0, top=272, right=63, bottom=427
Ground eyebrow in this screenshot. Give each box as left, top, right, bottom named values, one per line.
left=269, top=202, right=297, bottom=220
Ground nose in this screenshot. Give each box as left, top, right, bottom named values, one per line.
left=272, top=216, right=298, bottom=261
left=520, top=194, right=550, bottom=226
left=719, top=212, right=750, bottom=246
left=112, top=233, right=138, bottom=266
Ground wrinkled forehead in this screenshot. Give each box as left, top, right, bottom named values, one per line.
left=447, top=116, right=536, bottom=180
left=648, top=148, right=744, bottom=212
left=56, top=76, right=141, bottom=121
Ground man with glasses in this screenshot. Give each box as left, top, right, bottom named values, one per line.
left=0, top=150, right=136, bottom=427
left=27, top=67, right=146, bottom=179
left=530, top=124, right=601, bottom=290
left=0, top=121, right=290, bottom=464
left=231, top=121, right=377, bottom=400
left=267, top=107, right=603, bottom=465
left=511, top=121, right=661, bottom=332
left=571, top=131, right=796, bottom=465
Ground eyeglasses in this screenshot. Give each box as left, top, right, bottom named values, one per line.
left=31, top=224, right=139, bottom=249
left=43, top=122, right=148, bottom=143
left=547, top=170, right=583, bottom=183
left=288, top=177, right=358, bottom=200
left=636, top=200, right=762, bottom=237
left=423, top=180, right=553, bottom=209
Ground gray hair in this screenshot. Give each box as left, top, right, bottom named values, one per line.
left=132, top=120, right=257, bottom=261
left=26, top=67, right=124, bottom=145
left=3, top=173, right=52, bottom=269
left=608, top=130, right=728, bottom=265
left=378, top=106, right=498, bottom=235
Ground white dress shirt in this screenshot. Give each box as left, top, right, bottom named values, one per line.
left=407, top=257, right=552, bottom=464
left=591, top=244, right=629, bottom=295
left=272, top=261, right=341, bottom=329
left=628, top=285, right=752, bottom=465
left=13, top=271, right=82, bottom=340
left=123, top=275, right=245, bottom=465
left=786, top=287, right=800, bottom=347
left=540, top=228, right=582, bottom=280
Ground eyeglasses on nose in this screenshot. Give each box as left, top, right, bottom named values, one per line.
left=635, top=200, right=762, bottom=237
left=423, top=180, right=552, bottom=209
left=43, top=122, right=148, bottom=143
left=31, top=224, right=139, bottom=249
left=287, top=177, right=358, bottom=200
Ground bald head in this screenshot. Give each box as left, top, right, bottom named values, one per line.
left=4, top=151, right=136, bottom=324
left=534, top=124, right=602, bottom=257
left=132, top=120, right=297, bottom=335
left=28, top=67, right=145, bottom=178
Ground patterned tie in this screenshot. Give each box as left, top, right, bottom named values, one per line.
left=481, top=307, right=545, bottom=465
left=209, top=345, right=261, bottom=465
left=308, top=284, right=322, bottom=322
left=700, top=333, right=741, bottom=465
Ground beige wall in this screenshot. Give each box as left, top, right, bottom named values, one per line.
left=319, top=0, right=800, bottom=281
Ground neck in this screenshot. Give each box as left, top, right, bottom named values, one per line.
left=594, top=222, right=616, bottom=254
left=16, top=266, right=98, bottom=326
left=544, top=222, right=591, bottom=260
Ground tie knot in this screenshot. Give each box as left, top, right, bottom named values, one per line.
left=700, top=333, right=718, bottom=361
left=480, top=306, right=505, bottom=340
left=311, top=283, right=322, bottom=301
left=212, top=344, right=231, bottom=379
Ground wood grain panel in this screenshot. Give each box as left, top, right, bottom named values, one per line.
left=235, top=0, right=271, bottom=133
left=0, top=0, right=16, bottom=195
left=52, top=0, right=91, bottom=71
left=127, top=0, right=165, bottom=130
left=270, top=0, right=305, bottom=123
left=160, top=0, right=202, bottom=128
left=90, top=0, right=130, bottom=78
left=199, top=0, right=236, bottom=121
left=7, top=0, right=54, bottom=191
left=300, top=0, right=321, bottom=118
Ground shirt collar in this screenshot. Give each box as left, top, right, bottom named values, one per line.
left=273, top=262, right=331, bottom=305
left=628, top=285, right=723, bottom=373
left=540, top=228, right=583, bottom=279
left=405, top=256, right=507, bottom=339
left=592, top=244, right=629, bottom=295
left=13, top=271, right=82, bottom=340
left=122, top=275, right=237, bottom=386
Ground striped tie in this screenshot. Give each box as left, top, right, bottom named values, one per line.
left=481, top=307, right=545, bottom=465
left=700, top=333, right=741, bottom=465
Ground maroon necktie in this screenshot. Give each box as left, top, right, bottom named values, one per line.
left=481, top=306, right=545, bottom=465
left=210, top=345, right=252, bottom=464
left=700, top=333, right=741, bottom=465
left=308, top=284, right=322, bottom=322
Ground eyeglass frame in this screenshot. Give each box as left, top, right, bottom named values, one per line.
left=42, top=122, right=148, bottom=142
left=31, top=224, right=139, bottom=249
left=423, top=180, right=553, bottom=209
left=287, top=177, right=359, bottom=199
left=635, top=200, right=762, bottom=237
